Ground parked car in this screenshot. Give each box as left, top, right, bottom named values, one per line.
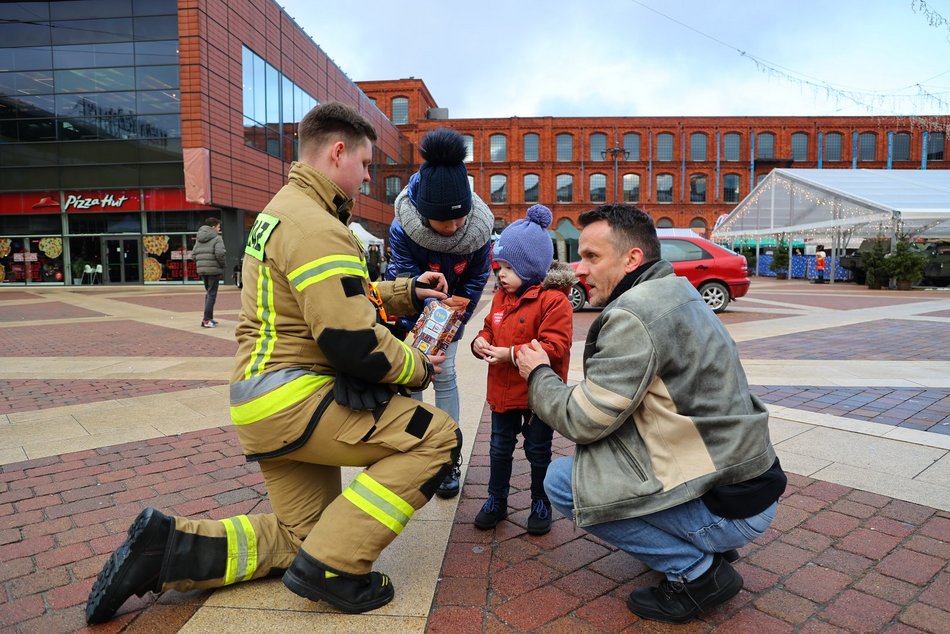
left=568, top=231, right=751, bottom=313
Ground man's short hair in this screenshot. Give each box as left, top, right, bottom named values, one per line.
left=298, top=102, right=377, bottom=154
left=578, top=204, right=660, bottom=260
left=205, top=217, right=221, bottom=227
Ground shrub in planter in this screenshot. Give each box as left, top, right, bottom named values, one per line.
left=885, top=239, right=926, bottom=290
left=768, top=238, right=789, bottom=278
left=863, top=242, right=888, bottom=289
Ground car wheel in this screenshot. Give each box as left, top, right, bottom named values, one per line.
left=699, top=282, right=730, bottom=313
left=568, top=282, right=587, bottom=312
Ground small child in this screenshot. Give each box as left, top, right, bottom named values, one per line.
left=471, top=205, right=575, bottom=535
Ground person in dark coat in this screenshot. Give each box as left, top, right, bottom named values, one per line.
left=192, top=217, right=226, bottom=327
left=385, top=128, right=493, bottom=498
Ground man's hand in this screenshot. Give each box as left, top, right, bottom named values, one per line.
left=414, top=271, right=448, bottom=302
left=515, top=339, right=550, bottom=380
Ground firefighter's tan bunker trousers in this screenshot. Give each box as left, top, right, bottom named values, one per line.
left=156, top=389, right=459, bottom=592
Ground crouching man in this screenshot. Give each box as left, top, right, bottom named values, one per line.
left=515, top=204, right=786, bottom=624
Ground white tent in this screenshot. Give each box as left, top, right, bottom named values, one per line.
left=348, top=222, right=384, bottom=250
left=713, top=169, right=950, bottom=243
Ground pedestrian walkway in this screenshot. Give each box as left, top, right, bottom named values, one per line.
left=0, top=280, right=948, bottom=633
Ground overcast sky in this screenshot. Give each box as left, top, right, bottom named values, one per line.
left=278, top=0, right=950, bottom=120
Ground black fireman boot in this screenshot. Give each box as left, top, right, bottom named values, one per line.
left=85, top=507, right=173, bottom=624
left=435, top=452, right=462, bottom=499
left=626, top=553, right=743, bottom=623
left=282, top=550, right=395, bottom=613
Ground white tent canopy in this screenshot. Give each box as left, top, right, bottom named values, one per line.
left=348, top=222, right=384, bottom=249
left=712, top=169, right=950, bottom=244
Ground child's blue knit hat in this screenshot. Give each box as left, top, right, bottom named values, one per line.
left=493, top=205, right=554, bottom=286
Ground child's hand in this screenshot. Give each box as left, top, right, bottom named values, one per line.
left=472, top=336, right=490, bottom=359
left=482, top=344, right=510, bottom=365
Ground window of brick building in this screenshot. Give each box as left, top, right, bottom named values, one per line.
left=490, top=134, right=507, bottom=161
left=556, top=174, right=573, bottom=202
left=490, top=174, right=507, bottom=203
left=556, top=134, right=573, bottom=161
left=590, top=133, right=607, bottom=161
left=723, top=173, right=740, bottom=203
left=524, top=133, right=539, bottom=161
left=893, top=132, right=910, bottom=161
left=524, top=174, right=539, bottom=202
left=462, top=134, right=474, bottom=162
left=657, top=133, right=673, bottom=161
left=656, top=217, right=674, bottom=228
left=928, top=132, right=946, bottom=161
left=792, top=133, right=808, bottom=161
left=757, top=132, right=775, bottom=160
left=656, top=173, right=673, bottom=202
left=824, top=132, right=842, bottom=161
left=623, top=174, right=640, bottom=202
left=391, top=97, right=408, bottom=124
left=624, top=133, right=640, bottom=161
left=690, top=133, right=707, bottom=161
left=723, top=133, right=741, bottom=161
left=590, top=173, right=606, bottom=202
left=859, top=132, right=876, bottom=161
left=690, top=174, right=707, bottom=203
left=385, top=176, right=401, bottom=204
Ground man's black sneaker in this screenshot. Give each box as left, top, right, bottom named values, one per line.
left=473, top=494, right=507, bottom=529
left=526, top=498, right=552, bottom=535
left=626, top=553, right=743, bottom=623
left=721, top=549, right=740, bottom=563
left=435, top=454, right=461, bottom=499
left=283, top=550, right=394, bottom=613
left=85, top=507, right=172, bottom=624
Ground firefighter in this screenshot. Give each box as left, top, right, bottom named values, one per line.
left=86, top=102, right=461, bottom=623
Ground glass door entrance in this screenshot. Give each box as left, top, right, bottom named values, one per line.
left=102, top=238, right=141, bottom=284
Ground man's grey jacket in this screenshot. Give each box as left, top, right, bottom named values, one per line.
left=528, top=261, right=775, bottom=527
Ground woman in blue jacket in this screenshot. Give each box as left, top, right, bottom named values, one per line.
left=385, top=128, right=493, bottom=498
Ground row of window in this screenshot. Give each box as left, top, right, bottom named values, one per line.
left=241, top=46, right=319, bottom=160
left=449, top=130, right=946, bottom=164
left=382, top=172, right=748, bottom=205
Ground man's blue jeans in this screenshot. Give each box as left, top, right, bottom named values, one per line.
left=544, top=456, right=777, bottom=582
left=412, top=339, right=459, bottom=422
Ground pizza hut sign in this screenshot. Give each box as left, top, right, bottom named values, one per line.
left=63, top=190, right=140, bottom=212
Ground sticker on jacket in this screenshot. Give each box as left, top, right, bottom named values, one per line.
left=245, top=213, right=280, bottom=261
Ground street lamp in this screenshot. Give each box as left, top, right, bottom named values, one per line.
left=601, top=147, right=630, bottom=201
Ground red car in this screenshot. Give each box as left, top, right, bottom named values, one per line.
left=569, top=231, right=750, bottom=313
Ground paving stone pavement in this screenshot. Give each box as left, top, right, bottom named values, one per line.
left=0, top=280, right=948, bottom=633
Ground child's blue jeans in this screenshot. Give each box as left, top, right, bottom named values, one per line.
left=488, top=409, right=553, bottom=501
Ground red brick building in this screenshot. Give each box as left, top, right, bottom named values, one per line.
left=359, top=78, right=948, bottom=259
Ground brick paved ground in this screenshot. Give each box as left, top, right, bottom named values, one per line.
left=0, top=321, right=237, bottom=357
left=753, top=386, right=950, bottom=435
left=0, top=380, right=227, bottom=416
left=1, top=283, right=949, bottom=632
left=738, top=320, right=950, bottom=361
left=0, top=427, right=265, bottom=634
left=428, top=408, right=950, bottom=634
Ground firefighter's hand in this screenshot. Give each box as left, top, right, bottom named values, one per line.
left=414, top=272, right=448, bottom=300
left=333, top=373, right=393, bottom=411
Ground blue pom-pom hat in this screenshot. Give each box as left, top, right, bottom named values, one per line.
left=492, top=204, right=554, bottom=287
